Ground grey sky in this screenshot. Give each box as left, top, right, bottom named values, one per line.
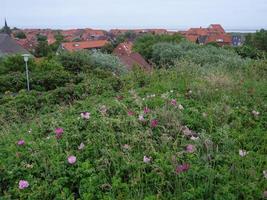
left=1, top=0, right=267, bottom=30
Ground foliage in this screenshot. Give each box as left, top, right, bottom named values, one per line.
left=89, top=52, right=126, bottom=74
left=57, top=51, right=92, bottom=73
left=235, top=45, right=265, bottom=59
left=13, top=31, right=27, bottom=39
left=133, top=33, right=184, bottom=60
left=245, top=29, right=267, bottom=51
left=0, top=46, right=266, bottom=199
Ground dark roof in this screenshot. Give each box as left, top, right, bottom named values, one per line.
left=0, top=34, right=30, bottom=56
left=113, top=42, right=151, bottom=71
left=197, top=36, right=208, bottom=44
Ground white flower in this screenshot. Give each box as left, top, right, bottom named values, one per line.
left=263, top=170, right=267, bottom=179
left=138, top=114, right=145, bottom=122
left=178, top=104, right=184, bottom=110
left=78, top=142, right=85, bottom=150
left=81, top=112, right=90, bottom=120
left=143, top=156, right=151, bottom=163
left=239, top=149, right=248, bottom=157
left=190, top=136, right=199, bottom=141
left=170, top=90, right=174, bottom=93
left=252, top=110, right=260, bottom=116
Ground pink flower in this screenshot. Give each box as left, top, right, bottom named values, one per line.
left=128, top=110, right=134, bottom=116
left=144, top=107, right=150, bottom=114
left=55, top=128, right=64, bottom=139
left=17, top=140, right=25, bottom=146
left=68, top=155, right=77, bottom=164
left=263, top=191, right=267, bottom=198
left=138, top=114, right=145, bottom=122
left=143, top=156, right=151, bottom=163
left=151, top=119, right=158, bottom=128
left=252, top=110, right=260, bottom=117
left=171, top=99, right=177, bottom=106
left=19, top=180, right=29, bottom=189
left=176, top=163, right=190, bottom=174
left=185, top=144, right=195, bottom=153
left=81, top=112, right=90, bottom=120
left=78, top=143, right=85, bottom=150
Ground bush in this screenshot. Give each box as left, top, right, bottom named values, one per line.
left=57, top=51, right=92, bottom=73
left=90, top=52, right=126, bottom=74
left=133, top=33, right=184, bottom=60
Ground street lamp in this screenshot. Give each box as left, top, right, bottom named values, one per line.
left=22, top=54, right=31, bottom=91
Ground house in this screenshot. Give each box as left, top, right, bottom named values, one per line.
left=81, top=29, right=107, bottom=41
left=113, top=42, right=151, bottom=71
left=185, top=24, right=232, bottom=46
left=59, top=40, right=108, bottom=52
left=232, top=35, right=242, bottom=46
left=0, top=33, right=30, bottom=57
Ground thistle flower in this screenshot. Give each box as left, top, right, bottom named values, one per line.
left=17, top=140, right=25, bottom=146
left=78, top=143, right=85, bottom=150
left=176, top=163, right=190, bottom=174
left=143, top=156, right=151, bottom=163
left=239, top=149, right=248, bottom=157
left=55, top=128, right=64, bottom=139
left=151, top=119, right=158, bottom=128
left=185, top=144, right=195, bottom=153
left=68, top=155, right=77, bottom=164
left=19, top=180, right=29, bottom=190
left=171, top=99, right=177, bottom=106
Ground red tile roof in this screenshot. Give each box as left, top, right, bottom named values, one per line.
left=113, top=42, right=151, bottom=71
left=61, top=40, right=108, bottom=52
left=208, top=24, right=225, bottom=34
left=185, top=35, right=198, bottom=43
left=206, top=34, right=232, bottom=45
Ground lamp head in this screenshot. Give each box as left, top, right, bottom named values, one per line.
left=22, top=54, right=30, bottom=62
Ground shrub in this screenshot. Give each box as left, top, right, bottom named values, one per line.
left=89, top=52, right=126, bottom=74
left=57, top=51, right=92, bottom=73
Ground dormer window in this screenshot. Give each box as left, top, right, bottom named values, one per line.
left=74, top=43, right=79, bottom=47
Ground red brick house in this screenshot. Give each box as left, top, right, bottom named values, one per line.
left=59, top=40, right=108, bottom=52
left=113, top=42, right=151, bottom=71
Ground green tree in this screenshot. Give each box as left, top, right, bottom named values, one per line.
left=133, top=33, right=184, bottom=60
left=35, top=35, right=52, bottom=57
left=14, top=31, right=26, bottom=39
left=245, top=29, right=267, bottom=51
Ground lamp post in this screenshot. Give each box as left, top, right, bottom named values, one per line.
left=22, top=54, right=30, bottom=91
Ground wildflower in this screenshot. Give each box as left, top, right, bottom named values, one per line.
left=171, top=99, right=177, bottom=106
left=151, top=119, right=158, bottom=128
left=190, top=136, right=199, bottom=141
left=202, top=112, right=207, bottom=117
left=239, top=149, right=248, bottom=157
left=55, top=128, right=64, bottom=139
left=17, top=140, right=25, bottom=146
left=99, top=105, right=107, bottom=115
left=252, top=110, right=260, bottom=117
left=263, top=191, right=267, bottom=198
left=144, top=107, right=150, bottom=114
left=138, top=114, right=145, bottom=122
left=81, top=112, right=90, bottom=120
left=181, top=126, right=199, bottom=139
left=19, top=180, right=29, bottom=190
left=185, top=144, right=195, bottom=153
left=263, top=170, right=267, bottom=179
left=68, top=155, right=77, bottom=164
left=170, top=90, right=174, bottom=93
left=128, top=110, right=134, bottom=116
left=151, top=94, right=156, bottom=98
left=123, top=144, right=130, bottom=150
left=176, top=163, right=190, bottom=174
left=188, top=90, right=192, bottom=95
left=28, top=129, right=32, bottom=133
left=178, top=104, right=184, bottom=110
left=78, top=143, right=85, bottom=150
left=143, top=156, right=151, bottom=163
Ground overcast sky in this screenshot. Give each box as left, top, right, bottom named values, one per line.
left=1, top=0, right=267, bottom=30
